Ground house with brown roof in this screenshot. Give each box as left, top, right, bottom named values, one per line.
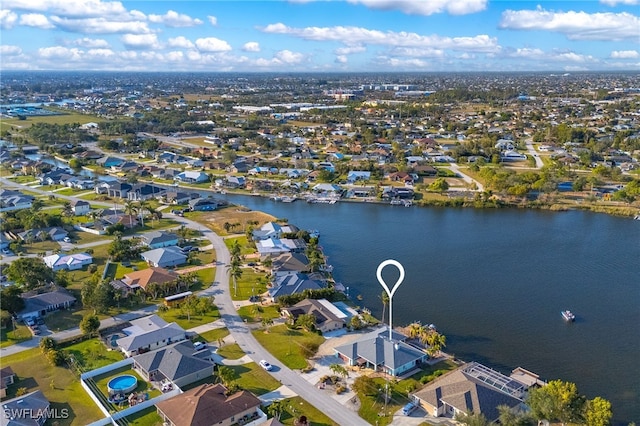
left=120, top=267, right=178, bottom=292
left=281, top=298, right=349, bottom=334
left=155, top=383, right=264, bottom=426
left=411, top=362, right=530, bottom=421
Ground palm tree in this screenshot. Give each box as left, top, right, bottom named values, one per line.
left=406, top=322, right=423, bottom=340
left=123, top=200, right=137, bottom=217
left=380, top=291, right=390, bottom=324
left=137, top=200, right=149, bottom=227
left=61, top=202, right=74, bottom=218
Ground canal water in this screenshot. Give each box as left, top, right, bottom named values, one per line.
left=216, top=194, right=640, bottom=424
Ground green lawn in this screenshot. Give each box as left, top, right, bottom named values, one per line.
left=93, top=367, right=160, bottom=411
left=156, top=303, right=220, bottom=330
left=22, top=240, right=61, bottom=254
left=355, top=360, right=457, bottom=426
left=252, top=325, right=325, bottom=370
left=0, top=348, right=104, bottom=425
left=228, top=362, right=281, bottom=395
left=1, top=111, right=104, bottom=127
left=231, top=269, right=270, bottom=301
left=195, top=327, right=229, bottom=344
left=193, top=267, right=216, bottom=291
left=276, top=396, right=338, bottom=426
left=54, top=188, right=87, bottom=196
left=0, top=324, right=32, bottom=348
left=224, top=235, right=256, bottom=256
left=114, top=260, right=149, bottom=279
left=63, top=338, right=125, bottom=371
left=8, top=175, right=39, bottom=184
left=237, top=304, right=281, bottom=323
left=124, top=406, right=163, bottom=426
left=216, top=343, right=245, bottom=360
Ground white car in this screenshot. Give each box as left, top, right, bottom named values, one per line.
left=259, top=360, right=273, bottom=371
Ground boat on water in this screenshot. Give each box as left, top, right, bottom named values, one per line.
left=281, top=196, right=296, bottom=203
left=561, top=310, right=576, bottom=322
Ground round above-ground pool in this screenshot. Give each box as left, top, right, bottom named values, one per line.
left=107, top=375, right=137, bottom=395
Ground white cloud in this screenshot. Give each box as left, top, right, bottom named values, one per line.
left=208, top=15, right=217, bottom=26
left=600, top=0, right=638, bottom=5
left=242, top=41, right=260, bottom=52
left=334, top=45, right=366, bottom=55
left=38, top=46, right=83, bottom=60
left=166, top=51, right=184, bottom=61
left=388, top=47, right=445, bottom=58
left=0, top=10, right=18, bottom=29
left=148, top=10, right=202, bottom=27
left=499, top=7, right=640, bottom=41
left=195, top=37, right=232, bottom=52
left=71, top=37, right=109, bottom=48
left=86, top=48, right=114, bottom=57
left=50, top=16, right=152, bottom=34
left=19, top=13, right=53, bottom=29
left=262, top=23, right=499, bottom=52
left=3, top=0, right=129, bottom=18
left=610, top=49, right=639, bottom=58
left=275, top=50, right=304, bottom=64
left=346, top=0, right=487, bottom=15
left=168, top=36, right=194, bottom=49
left=335, top=55, right=348, bottom=63
left=1, top=45, right=22, bottom=55
left=121, top=33, right=159, bottom=49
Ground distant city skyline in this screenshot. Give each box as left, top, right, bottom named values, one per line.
left=0, top=0, right=638, bottom=73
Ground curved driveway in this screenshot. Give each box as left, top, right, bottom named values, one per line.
left=0, top=178, right=368, bottom=425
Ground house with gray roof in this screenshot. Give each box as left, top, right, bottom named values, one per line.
left=271, top=252, right=310, bottom=272
left=70, top=199, right=90, bottom=216
left=18, top=287, right=77, bottom=321
left=251, top=221, right=300, bottom=241
left=334, top=328, right=427, bottom=377
left=140, top=246, right=187, bottom=268
left=0, top=189, right=34, bottom=212
left=188, top=197, right=218, bottom=211
left=117, top=315, right=187, bottom=357
left=268, top=271, right=326, bottom=302
left=43, top=252, right=93, bottom=271
left=133, top=341, right=214, bottom=388
left=411, top=362, right=529, bottom=421
left=281, top=298, right=350, bottom=334
left=17, top=227, right=68, bottom=242
left=141, top=231, right=179, bottom=249
left=0, top=389, right=50, bottom=426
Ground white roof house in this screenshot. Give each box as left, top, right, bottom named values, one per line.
left=43, top=253, right=93, bottom=271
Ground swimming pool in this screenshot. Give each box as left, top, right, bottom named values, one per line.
left=107, top=375, right=137, bottom=395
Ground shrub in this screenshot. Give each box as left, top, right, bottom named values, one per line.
left=300, top=341, right=319, bottom=358
left=39, top=337, right=56, bottom=353
left=46, top=349, right=66, bottom=366
left=87, top=264, right=98, bottom=273
left=335, top=385, right=346, bottom=394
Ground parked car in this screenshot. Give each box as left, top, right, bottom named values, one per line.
left=193, top=341, right=206, bottom=351
left=63, top=237, right=71, bottom=243
left=259, top=360, right=273, bottom=371
left=402, top=401, right=417, bottom=416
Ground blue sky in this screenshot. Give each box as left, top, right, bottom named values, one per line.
left=0, top=0, right=638, bottom=72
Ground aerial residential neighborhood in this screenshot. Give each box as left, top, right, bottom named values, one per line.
left=0, top=60, right=637, bottom=426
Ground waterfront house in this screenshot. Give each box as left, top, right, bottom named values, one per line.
left=175, top=171, right=209, bottom=184
left=155, top=383, right=264, bottom=426
left=140, top=246, right=187, bottom=268
left=271, top=252, right=310, bottom=272
left=347, top=171, right=371, bottom=183
left=118, top=315, right=187, bottom=357
left=411, top=362, right=529, bottom=421
left=71, top=199, right=90, bottom=216
left=252, top=221, right=300, bottom=241
left=256, top=238, right=306, bottom=259
left=133, top=341, right=214, bottom=388
left=98, top=156, right=125, bottom=168
left=281, top=298, right=349, bottom=334
left=18, top=287, right=77, bottom=321
left=127, top=183, right=166, bottom=201
left=334, top=330, right=427, bottom=377
left=268, top=271, right=326, bottom=302
left=43, top=252, right=93, bottom=271
left=106, top=181, right=132, bottom=198
left=141, top=231, right=180, bottom=249
left=188, top=197, right=218, bottom=211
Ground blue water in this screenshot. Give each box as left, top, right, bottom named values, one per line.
left=108, top=375, right=137, bottom=391
left=211, top=194, right=640, bottom=424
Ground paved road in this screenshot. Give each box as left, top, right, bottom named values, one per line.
left=0, top=177, right=368, bottom=425
left=525, top=138, right=544, bottom=169
left=448, top=163, right=484, bottom=192
left=166, top=212, right=369, bottom=425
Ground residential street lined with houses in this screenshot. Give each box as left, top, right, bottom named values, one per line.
left=0, top=181, right=370, bottom=425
